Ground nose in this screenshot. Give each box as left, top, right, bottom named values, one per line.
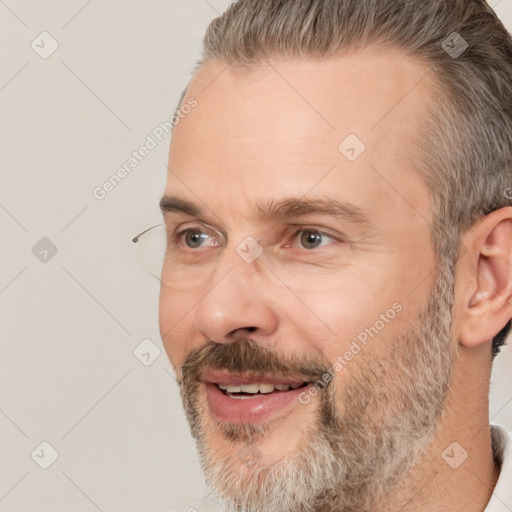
left=193, top=249, right=278, bottom=344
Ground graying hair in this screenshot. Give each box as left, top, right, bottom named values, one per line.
left=191, top=0, right=512, bottom=357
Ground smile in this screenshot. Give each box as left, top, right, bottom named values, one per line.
left=217, top=381, right=308, bottom=398
left=201, top=370, right=314, bottom=424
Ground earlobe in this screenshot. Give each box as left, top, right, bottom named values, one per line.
left=456, top=208, right=512, bottom=348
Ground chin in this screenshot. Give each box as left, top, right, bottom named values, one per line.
left=197, top=384, right=320, bottom=470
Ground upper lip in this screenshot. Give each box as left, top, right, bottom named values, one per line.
left=201, top=369, right=312, bottom=387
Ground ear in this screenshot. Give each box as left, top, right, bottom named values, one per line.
left=455, top=207, right=512, bottom=348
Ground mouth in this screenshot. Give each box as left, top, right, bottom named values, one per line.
left=201, top=370, right=314, bottom=424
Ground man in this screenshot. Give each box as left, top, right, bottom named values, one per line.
left=158, top=0, right=512, bottom=510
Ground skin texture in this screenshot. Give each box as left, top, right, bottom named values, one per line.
left=159, top=50, right=511, bottom=511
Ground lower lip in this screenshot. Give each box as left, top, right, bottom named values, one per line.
left=204, top=383, right=309, bottom=424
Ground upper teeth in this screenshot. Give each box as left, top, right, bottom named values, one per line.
left=217, top=383, right=303, bottom=393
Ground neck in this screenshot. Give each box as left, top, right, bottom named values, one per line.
left=378, top=344, right=500, bottom=512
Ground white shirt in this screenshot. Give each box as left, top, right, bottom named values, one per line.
left=485, top=423, right=512, bottom=512
left=182, top=423, right=512, bottom=512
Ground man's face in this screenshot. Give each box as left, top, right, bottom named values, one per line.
left=159, top=51, right=453, bottom=510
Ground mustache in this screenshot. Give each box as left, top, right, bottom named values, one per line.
left=178, top=339, right=331, bottom=385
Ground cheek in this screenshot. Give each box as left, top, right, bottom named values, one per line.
left=290, top=272, right=415, bottom=370
left=291, top=281, right=388, bottom=341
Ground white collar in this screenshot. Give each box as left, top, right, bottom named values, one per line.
left=485, top=423, right=512, bottom=511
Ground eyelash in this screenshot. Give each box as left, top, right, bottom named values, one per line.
left=172, top=227, right=340, bottom=251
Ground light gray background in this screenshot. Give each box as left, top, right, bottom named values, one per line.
left=1, top=1, right=511, bottom=511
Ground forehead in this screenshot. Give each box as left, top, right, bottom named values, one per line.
left=167, top=50, right=434, bottom=224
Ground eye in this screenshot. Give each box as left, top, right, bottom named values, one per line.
left=295, top=230, right=335, bottom=250
left=179, top=229, right=218, bottom=249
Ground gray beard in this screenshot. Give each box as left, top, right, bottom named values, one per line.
left=178, top=262, right=456, bottom=512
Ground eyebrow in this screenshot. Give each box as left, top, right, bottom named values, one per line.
left=160, top=195, right=201, bottom=217
left=159, top=195, right=369, bottom=226
left=255, top=197, right=369, bottom=225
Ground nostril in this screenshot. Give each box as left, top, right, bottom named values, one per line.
left=226, top=326, right=258, bottom=341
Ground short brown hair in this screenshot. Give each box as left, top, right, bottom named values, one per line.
left=197, top=0, right=512, bottom=356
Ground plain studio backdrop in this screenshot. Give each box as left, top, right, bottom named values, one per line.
left=1, top=1, right=511, bottom=511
